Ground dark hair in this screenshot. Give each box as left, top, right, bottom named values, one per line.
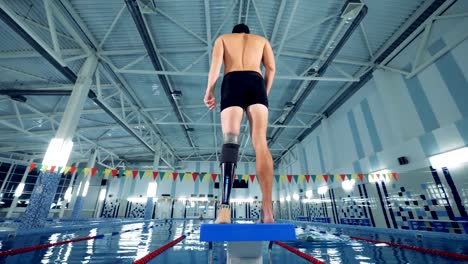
left=232, top=24, right=250, bottom=34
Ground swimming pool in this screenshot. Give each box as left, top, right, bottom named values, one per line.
left=0, top=219, right=467, bottom=263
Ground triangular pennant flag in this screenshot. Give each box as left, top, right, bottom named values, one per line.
left=124, top=170, right=130, bottom=178
left=243, top=174, right=249, bottom=182
left=358, top=173, right=364, bottom=182
left=132, top=170, right=138, bottom=179
left=323, top=174, right=329, bottom=182
left=83, top=168, right=90, bottom=177
left=70, top=166, right=77, bottom=175
left=152, top=171, right=159, bottom=180
left=139, top=170, right=145, bottom=179
left=329, top=174, right=334, bottom=183
left=340, top=174, right=346, bottom=181
left=91, top=168, right=98, bottom=177
left=192, top=172, right=199, bottom=182
left=165, top=172, right=171, bottom=181
left=376, top=173, right=380, bottom=179
left=347, top=174, right=352, bottom=180
left=63, top=166, right=71, bottom=175
left=236, top=174, right=242, bottom=181
left=205, top=173, right=211, bottom=182
left=76, top=167, right=84, bottom=177
left=112, top=169, right=118, bottom=178
left=29, top=163, right=37, bottom=172
left=304, top=174, right=310, bottom=183
left=172, top=172, right=178, bottom=181
left=392, top=172, right=398, bottom=181
left=287, top=175, right=293, bottom=183
left=293, top=175, right=299, bottom=183
left=281, top=174, right=286, bottom=182
left=274, top=174, right=280, bottom=183
left=352, top=174, right=358, bottom=181
left=57, top=167, right=63, bottom=174
left=198, top=173, right=205, bottom=182
left=36, top=164, right=43, bottom=172
left=250, top=174, right=256, bottom=182
left=145, top=171, right=151, bottom=179
left=50, top=166, right=56, bottom=174
left=42, top=165, right=49, bottom=173
left=317, top=174, right=323, bottom=183
left=211, top=173, right=218, bottom=182
left=104, top=169, right=111, bottom=179
left=179, top=172, right=184, bottom=181
left=369, top=174, right=374, bottom=181
left=118, top=169, right=125, bottom=178
left=299, top=175, right=304, bottom=183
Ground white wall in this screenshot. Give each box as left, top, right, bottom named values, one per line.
left=271, top=2, right=468, bottom=234
left=280, top=1, right=468, bottom=175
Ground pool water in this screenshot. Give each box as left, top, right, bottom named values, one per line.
left=0, top=220, right=467, bottom=263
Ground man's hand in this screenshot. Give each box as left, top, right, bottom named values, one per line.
left=204, top=91, right=216, bottom=110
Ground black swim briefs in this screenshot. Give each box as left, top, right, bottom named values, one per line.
left=220, top=71, right=269, bottom=112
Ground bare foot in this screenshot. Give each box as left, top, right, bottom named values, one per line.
left=215, top=205, right=231, bottom=224
left=258, top=206, right=274, bottom=223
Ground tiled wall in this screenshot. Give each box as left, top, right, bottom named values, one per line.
left=274, top=2, right=468, bottom=234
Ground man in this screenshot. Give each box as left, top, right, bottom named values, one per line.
left=203, top=24, right=276, bottom=224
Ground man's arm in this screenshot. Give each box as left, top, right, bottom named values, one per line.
left=262, top=40, right=275, bottom=96
left=206, top=37, right=224, bottom=94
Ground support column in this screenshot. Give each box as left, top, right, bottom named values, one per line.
left=6, top=160, right=33, bottom=218
left=71, top=149, right=97, bottom=219
left=145, top=142, right=161, bottom=219
left=19, top=56, right=98, bottom=229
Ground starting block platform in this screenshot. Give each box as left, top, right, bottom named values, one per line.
left=200, top=223, right=296, bottom=264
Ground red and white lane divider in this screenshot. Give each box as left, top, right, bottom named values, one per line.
left=133, top=235, right=186, bottom=264
left=349, top=236, right=468, bottom=260
left=0, top=235, right=103, bottom=257
left=273, top=241, right=325, bottom=264
left=0, top=225, right=155, bottom=257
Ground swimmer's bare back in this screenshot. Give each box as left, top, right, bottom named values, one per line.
left=219, top=33, right=267, bottom=74
left=205, top=33, right=275, bottom=110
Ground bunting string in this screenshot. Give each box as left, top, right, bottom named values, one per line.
left=26, top=163, right=399, bottom=184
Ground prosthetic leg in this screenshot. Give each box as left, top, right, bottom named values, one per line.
left=215, top=135, right=240, bottom=224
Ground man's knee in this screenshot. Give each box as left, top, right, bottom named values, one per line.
left=252, top=136, right=268, bottom=151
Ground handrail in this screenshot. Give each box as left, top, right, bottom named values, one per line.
left=350, top=236, right=468, bottom=260
left=133, top=235, right=186, bottom=264
left=273, top=241, right=325, bottom=264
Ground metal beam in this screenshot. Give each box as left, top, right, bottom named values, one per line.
left=269, top=2, right=368, bottom=147
left=125, top=0, right=197, bottom=149
left=0, top=2, right=75, bottom=80
left=116, top=69, right=358, bottom=81
left=277, top=0, right=452, bottom=164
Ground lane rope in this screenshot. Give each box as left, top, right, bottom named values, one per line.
left=349, top=236, right=468, bottom=260
left=133, top=235, right=187, bottom=264
left=274, top=241, right=325, bottom=264
left=0, top=224, right=156, bottom=257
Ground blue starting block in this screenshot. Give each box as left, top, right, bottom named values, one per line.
left=200, top=223, right=296, bottom=264
left=200, top=223, right=296, bottom=241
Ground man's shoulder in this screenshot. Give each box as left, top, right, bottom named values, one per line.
left=219, top=33, right=268, bottom=41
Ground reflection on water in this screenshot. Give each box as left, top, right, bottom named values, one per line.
left=0, top=220, right=467, bottom=264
